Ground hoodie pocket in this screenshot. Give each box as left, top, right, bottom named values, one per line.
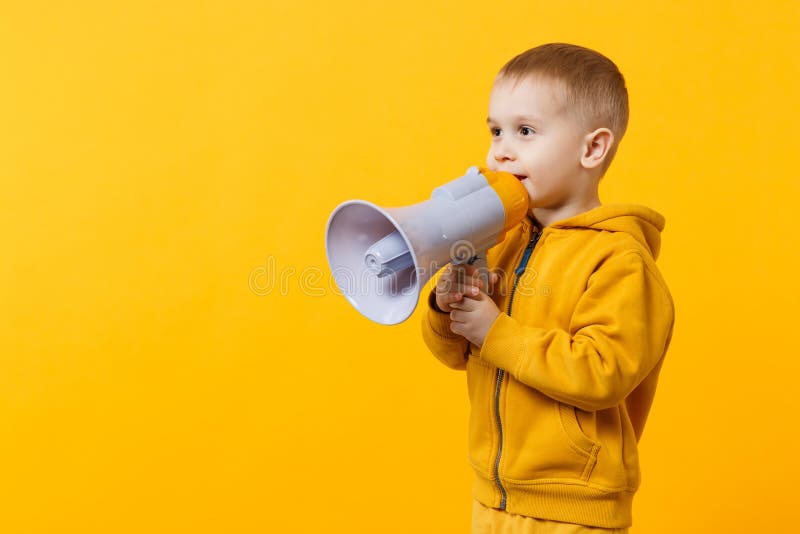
left=557, top=402, right=601, bottom=481
left=500, top=380, right=601, bottom=483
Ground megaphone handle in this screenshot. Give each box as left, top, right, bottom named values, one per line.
left=466, top=252, right=490, bottom=293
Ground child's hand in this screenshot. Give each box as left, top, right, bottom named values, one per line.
left=434, top=263, right=486, bottom=312
left=448, top=286, right=502, bottom=347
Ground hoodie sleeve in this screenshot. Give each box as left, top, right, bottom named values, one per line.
left=420, top=289, right=469, bottom=371
left=478, top=250, right=675, bottom=412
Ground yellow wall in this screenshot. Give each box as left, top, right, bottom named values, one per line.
left=2, top=1, right=798, bottom=532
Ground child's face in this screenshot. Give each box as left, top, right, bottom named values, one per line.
left=486, top=75, right=589, bottom=210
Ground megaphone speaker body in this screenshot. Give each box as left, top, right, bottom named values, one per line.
left=325, top=166, right=529, bottom=325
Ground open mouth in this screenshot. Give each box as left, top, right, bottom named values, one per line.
left=513, top=174, right=527, bottom=181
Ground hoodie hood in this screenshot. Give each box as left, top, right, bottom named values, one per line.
left=543, top=204, right=666, bottom=260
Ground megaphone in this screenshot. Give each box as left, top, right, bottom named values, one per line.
left=325, top=166, right=529, bottom=325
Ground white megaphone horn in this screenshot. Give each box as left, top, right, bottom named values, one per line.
left=325, top=166, right=529, bottom=325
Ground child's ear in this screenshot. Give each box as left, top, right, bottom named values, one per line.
left=580, top=128, right=614, bottom=170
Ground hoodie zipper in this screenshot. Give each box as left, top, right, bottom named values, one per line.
left=493, top=224, right=541, bottom=510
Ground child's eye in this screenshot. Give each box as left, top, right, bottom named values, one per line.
left=519, top=126, right=535, bottom=136
left=490, top=127, right=501, bottom=137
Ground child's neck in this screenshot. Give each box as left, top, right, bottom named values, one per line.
left=531, top=193, right=602, bottom=229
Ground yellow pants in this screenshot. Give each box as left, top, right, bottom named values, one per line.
left=471, top=499, right=629, bottom=534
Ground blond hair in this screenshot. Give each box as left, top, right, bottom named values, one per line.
left=498, top=43, right=629, bottom=171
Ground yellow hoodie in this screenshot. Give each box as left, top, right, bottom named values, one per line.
left=421, top=204, right=675, bottom=529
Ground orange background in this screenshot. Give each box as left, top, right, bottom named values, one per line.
left=1, top=1, right=798, bottom=532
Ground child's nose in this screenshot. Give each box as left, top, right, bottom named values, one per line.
left=493, top=144, right=516, bottom=162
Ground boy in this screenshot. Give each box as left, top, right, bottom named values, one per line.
left=421, top=43, right=675, bottom=533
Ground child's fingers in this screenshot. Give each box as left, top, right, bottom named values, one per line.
left=446, top=285, right=480, bottom=300
left=436, top=291, right=464, bottom=312
left=449, top=293, right=480, bottom=312
left=437, top=286, right=479, bottom=302
left=488, top=271, right=499, bottom=290
left=437, top=272, right=482, bottom=295
left=459, top=264, right=486, bottom=288
left=445, top=284, right=479, bottom=300
left=461, top=262, right=496, bottom=291
left=442, top=292, right=463, bottom=306
left=435, top=267, right=458, bottom=292
left=461, top=285, right=481, bottom=297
